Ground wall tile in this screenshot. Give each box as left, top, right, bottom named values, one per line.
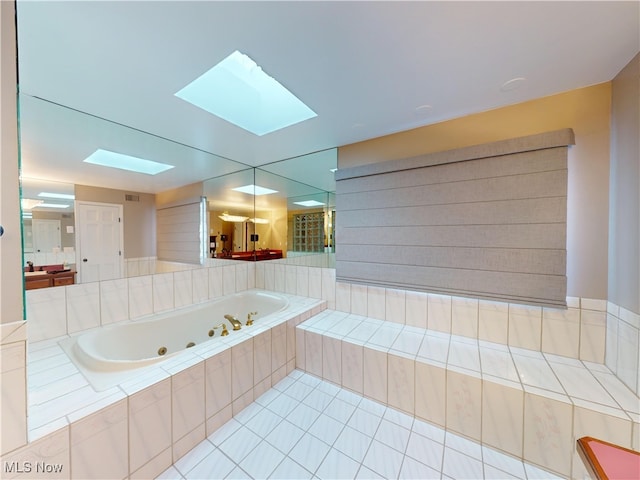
left=335, top=281, right=351, bottom=312
left=128, top=275, right=153, bottom=319
left=296, top=266, right=310, bottom=297
left=304, top=331, right=323, bottom=378
left=273, top=263, right=286, bottom=292
left=25, top=288, right=67, bottom=342
left=191, top=267, right=208, bottom=304
left=153, top=272, right=175, bottom=313
left=295, top=327, right=306, bottom=371
left=508, top=304, right=542, bottom=350
left=451, top=297, right=479, bottom=338
left=387, top=353, right=415, bottom=415
left=285, top=265, right=297, bottom=294
left=366, top=286, right=385, bottom=321
left=66, top=283, right=100, bottom=334
left=231, top=339, right=254, bottom=400
left=572, top=401, right=633, bottom=450
left=321, top=268, right=336, bottom=309
left=1, top=343, right=27, bottom=455
left=478, top=300, right=509, bottom=344
left=428, top=294, right=451, bottom=334
left=341, top=341, right=363, bottom=394
left=129, top=378, right=172, bottom=473
left=385, top=289, right=406, bottom=325
left=222, top=265, right=237, bottom=296
left=70, top=399, right=128, bottom=480
left=606, top=313, right=619, bottom=372
left=1, top=426, right=68, bottom=479
left=351, top=284, right=368, bottom=316
left=446, top=369, right=482, bottom=442
left=253, top=330, right=272, bottom=385
left=580, top=310, right=606, bottom=363
left=130, top=448, right=172, bottom=480
left=523, top=391, right=573, bottom=477
left=363, top=347, right=387, bottom=404
left=308, top=267, right=322, bottom=299
left=415, top=360, right=446, bottom=427
left=482, top=380, right=523, bottom=457
left=541, top=306, right=580, bottom=358
left=205, top=349, right=232, bottom=419
left=616, top=320, right=639, bottom=393
left=172, top=363, right=206, bottom=444
left=209, top=266, right=224, bottom=299
left=322, top=335, right=342, bottom=385
left=405, top=291, right=428, bottom=329
left=271, top=323, right=287, bottom=374
left=235, top=263, right=248, bottom=292
left=100, top=278, right=128, bottom=325
left=173, top=270, right=193, bottom=308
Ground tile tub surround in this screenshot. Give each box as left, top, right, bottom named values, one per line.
left=3, top=293, right=324, bottom=479
left=606, top=302, right=640, bottom=397
left=25, top=260, right=258, bottom=344
left=296, top=310, right=640, bottom=479
left=332, top=282, right=609, bottom=364
left=156, top=370, right=561, bottom=480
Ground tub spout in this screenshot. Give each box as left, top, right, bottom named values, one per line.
left=224, top=314, right=242, bottom=330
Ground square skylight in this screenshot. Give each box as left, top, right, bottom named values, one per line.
left=174, top=50, right=317, bottom=136
left=232, top=184, right=278, bottom=196
left=84, top=149, right=174, bottom=175
left=294, top=200, right=325, bottom=207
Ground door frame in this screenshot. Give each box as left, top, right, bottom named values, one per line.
left=74, top=200, right=124, bottom=283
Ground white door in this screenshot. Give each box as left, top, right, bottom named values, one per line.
left=76, top=201, right=123, bottom=283
left=32, top=219, right=61, bottom=253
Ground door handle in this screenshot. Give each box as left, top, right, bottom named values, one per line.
left=83, top=258, right=88, bottom=262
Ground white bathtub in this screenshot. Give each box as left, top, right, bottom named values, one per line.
left=71, top=290, right=288, bottom=373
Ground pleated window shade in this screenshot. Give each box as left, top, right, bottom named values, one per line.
left=156, top=198, right=206, bottom=264
left=335, top=129, right=575, bottom=307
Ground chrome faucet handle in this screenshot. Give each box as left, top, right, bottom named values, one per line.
left=246, top=311, right=258, bottom=326
left=209, top=323, right=229, bottom=337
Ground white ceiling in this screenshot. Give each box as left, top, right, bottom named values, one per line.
left=15, top=1, right=639, bottom=195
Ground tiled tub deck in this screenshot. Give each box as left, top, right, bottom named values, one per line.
left=4, top=293, right=324, bottom=479
left=296, top=310, right=640, bottom=479
left=5, top=292, right=639, bottom=479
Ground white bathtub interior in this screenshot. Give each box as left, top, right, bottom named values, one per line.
left=59, top=290, right=290, bottom=391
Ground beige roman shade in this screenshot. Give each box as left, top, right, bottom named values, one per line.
left=335, top=129, right=575, bottom=307
left=156, top=197, right=207, bottom=264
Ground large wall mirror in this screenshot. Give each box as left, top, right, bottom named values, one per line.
left=18, top=93, right=337, bottom=289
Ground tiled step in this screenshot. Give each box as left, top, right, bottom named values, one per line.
left=295, top=309, right=640, bottom=479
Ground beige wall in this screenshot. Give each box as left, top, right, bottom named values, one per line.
left=75, top=184, right=156, bottom=259
left=609, top=54, right=640, bottom=314
left=339, top=84, right=612, bottom=300
left=1, top=0, right=24, bottom=324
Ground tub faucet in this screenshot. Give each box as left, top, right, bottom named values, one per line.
left=224, top=314, right=242, bottom=331
left=246, top=311, right=258, bottom=326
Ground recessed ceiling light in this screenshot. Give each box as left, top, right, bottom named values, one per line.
left=84, top=149, right=174, bottom=175
left=294, top=200, right=325, bottom=207
left=38, top=192, right=75, bottom=200
left=175, top=50, right=317, bottom=136
left=232, top=184, right=278, bottom=196
left=500, top=77, right=526, bottom=92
